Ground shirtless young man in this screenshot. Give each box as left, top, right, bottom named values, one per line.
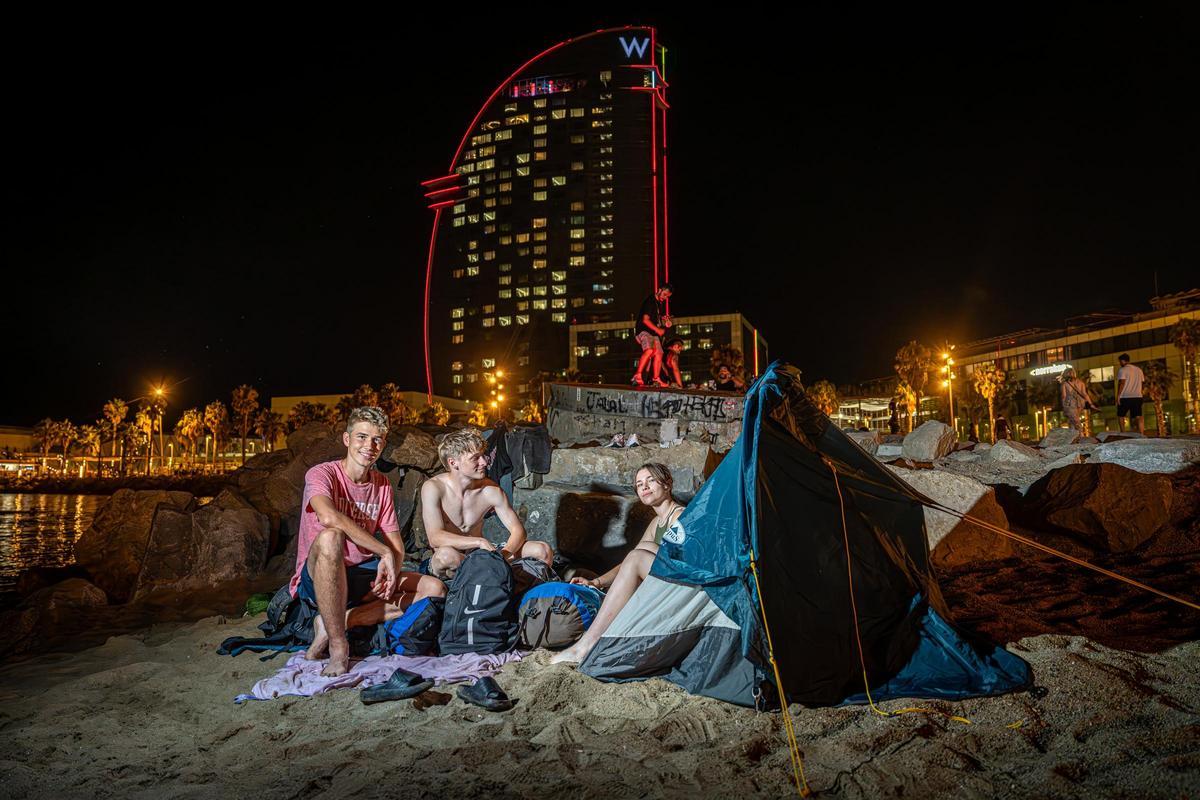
left=420, top=428, right=553, bottom=579
left=293, top=407, right=445, bottom=676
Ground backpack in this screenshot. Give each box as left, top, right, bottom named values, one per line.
left=438, top=549, right=520, bottom=655
left=218, top=582, right=374, bottom=659
left=517, top=581, right=603, bottom=650
left=382, top=596, right=445, bottom=656
left=510, top=555, right=558, bottom=596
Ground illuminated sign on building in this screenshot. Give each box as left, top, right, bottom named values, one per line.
left=619, top=36, right=650, bottom=58
left=508, top=76, right=585, bottom=98
left=1030, top=363, right=1073, bottom=376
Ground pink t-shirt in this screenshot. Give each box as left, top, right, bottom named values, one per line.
left=289, top=459, right=400, bottom=596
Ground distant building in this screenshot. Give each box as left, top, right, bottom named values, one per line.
left=947, top=290, right=1199, bottom=438
left=422, top=26, right=672, bottom=403
left=568, top=313, right=769, bottom=387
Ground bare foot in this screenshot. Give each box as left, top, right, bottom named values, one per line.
left=549, top=646, right=584, bottom=665
left=321, top=640, right=350, bottom=677
left=305, top=616, right=329, bottom=661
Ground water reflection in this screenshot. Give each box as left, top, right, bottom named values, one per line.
left=0, top=494, right=105, bottom=593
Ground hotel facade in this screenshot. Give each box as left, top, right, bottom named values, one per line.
left=421, top=26, right=670, bottom=404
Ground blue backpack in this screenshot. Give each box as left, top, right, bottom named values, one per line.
left=383, top=596, right=445, bottom=656
left=518, top=582, right=603, bottom=650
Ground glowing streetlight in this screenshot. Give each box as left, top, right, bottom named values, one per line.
left=940, top=347, right=956, bottom=434
left=497, top=394, right=505, bottom=402
left=496, top=370, right=504, bottom=378
left=151, top=384, right=168, bottom=474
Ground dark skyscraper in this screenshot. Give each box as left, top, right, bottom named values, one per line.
left=422, top=26, right=669, bottom=403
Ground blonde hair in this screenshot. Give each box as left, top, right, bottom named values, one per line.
left=438, top=428, right=487, bottom=470
left=346, top=406, right=389, bottom=433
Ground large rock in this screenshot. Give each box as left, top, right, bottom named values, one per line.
left=0, top=579, right=107, bottom=657
left=875, top=444, right=904, bottom=460
left=846, top=430, right=881, bottom=455
left=381, top=426, right=440, bottom=472
left=985, top=440, right=1042, bottom=464
left=1092, top=439, right=1200, bottom=474
left=544, top=440, right=711, bottom=493
left=1044, top=451, right=1084, bottom=471
left=482, top=481, right=656, bottom=572
left=134, top=490, right=271, bottom=597
left=286, top=421, right=335, bottom=455
left=1023, top=463, right=1172, bottom=552
left=1040, top=427, right=1081, bottom=448
left=72, top=490, right=197, bottom=602
left=902, top=421, right=957, bottom=462
left=1095, top=431, right=1145, bottom=442
left=886, top=467, right=1016, bottom=567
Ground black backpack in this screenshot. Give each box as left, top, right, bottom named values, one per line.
left=438, top=549, right=519, bottom=655
left=510, top=555, right=558, bottom=596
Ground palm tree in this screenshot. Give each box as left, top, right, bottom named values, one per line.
left=287, top=401, right=332, bottom=432
left=173, top=408, right=204, bottom=468
left=135, top=405, right=155, bottom=475
left=254, top=409, right=286, bottom=452
left=893, top=380, right=917, bottom=433
left=1142, top=360, right=1178, bottom=437
left=377, top=382, right=410, bottom=427
left=894, top=341, right=934, bottom=432
left=351, top=384, right=379, bottom=408
left=418, top=402, right=450, bottom=426
left=78, top=425, right=101, bottom=476
left=230, top=385, right=260, bottom=465
left=515, top=399, right=544, bottom=424
left=33, top=418, right=54, bottom=474
left=1170, top=318, right=1200, bottom=430
left=334, top=395, right=357, bottom=425
left=1026, top=379, right=1060, bottom=438
left=120, top=421, right=145, bottom=477
left=148, top=394, right=168, bottom=472
left=809, top=379, right=839, bottom=417
left=102, top=398, right=128, bottom=463
left=57, top=420, right=78, bottom=472
left=972, top=363, right=1007, bottom=443
left=468, top=405, right=490, bottom=427
left=204, top=400, right=230, bottom=469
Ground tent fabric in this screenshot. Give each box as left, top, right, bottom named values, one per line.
left=579, top=361, right=1031, bottom=707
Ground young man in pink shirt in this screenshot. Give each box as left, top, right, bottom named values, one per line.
left=294, top=406, right=445, bottom=676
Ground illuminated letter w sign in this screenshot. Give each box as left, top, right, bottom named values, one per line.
left=619, top=36, right=650, bottom=59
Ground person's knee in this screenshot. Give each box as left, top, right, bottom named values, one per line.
left=310, top=528, right=345, bottom=562
left=417, top=575, right=447, bottom=599
left=524, top=540, right=553, bottom=564
left=430, top=547, right=463, bottom=579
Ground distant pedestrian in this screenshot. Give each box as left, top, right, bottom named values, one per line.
left=631, top=283, right=673, bottom=388
left=1059, top=367, right=1098, bottom=433
left=1116, top=353, right=1145, bottom=434
left=994, top=415, right=1010, bottom=441
left=888, top=399, right=900, bottom=435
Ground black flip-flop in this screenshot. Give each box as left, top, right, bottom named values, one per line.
left=457, top=676, right=513, bottom=712
left=360, top=667, right=434, bottom=705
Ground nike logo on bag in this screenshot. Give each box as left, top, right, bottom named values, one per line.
left=464, top=607, right=486, bottom=615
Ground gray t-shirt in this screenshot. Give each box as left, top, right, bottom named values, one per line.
left=1117, top=363, right=1144, bottom=398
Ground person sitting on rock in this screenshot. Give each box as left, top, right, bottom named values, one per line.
left=551, top=462, right=683, bottom=666
left=661, top=337, right=684, bottom=388
left=420, top=428, right=553, bottom=580
left=294, top=406, right=446, bottom=677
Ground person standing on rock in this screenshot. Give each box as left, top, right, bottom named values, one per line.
left=420, top=428, right=553, bottom=579
left=1059, top=368, right=1099, bottom=434
left=631, top=283, right=673, bottom=388
left=295, top=406, right=445, bottom=677
left=1116, top=354, right=1146, bottom=435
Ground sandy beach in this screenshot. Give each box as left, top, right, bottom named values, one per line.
left=0, top=605, right=1196, bottom=799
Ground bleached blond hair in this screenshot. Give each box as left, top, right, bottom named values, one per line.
left=438, top=428, right=486, bottom=470
left=346, top=406, right=389, bottom=433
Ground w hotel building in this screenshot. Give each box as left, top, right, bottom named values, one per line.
left=421, top=26, right=670, bottom=403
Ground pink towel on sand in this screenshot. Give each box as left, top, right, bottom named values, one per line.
left=235, top=651, right=524, bottom=703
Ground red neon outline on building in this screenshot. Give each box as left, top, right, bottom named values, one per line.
left=423, top=207, right=442, bottom=402
left=423, top=185, right=461, bottom=198
left=423, top=25, right=661, bottom=399
left=427, top=199, right=457, bottom=210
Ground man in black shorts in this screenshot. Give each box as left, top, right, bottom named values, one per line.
left=1116, top=353, right=1145, bottom=434
left=631, top=283, right=673, bottom=387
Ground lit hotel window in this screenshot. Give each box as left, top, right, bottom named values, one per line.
left=453, top=203, right=466, bottom=215
left=471, top=133, right=492, bottom=145
left=596, top=345, right=609, bottom=356
left=701, top=324, right=715, bottom=333
left=533, top=138, right=547, bottom=148
left=570, top=201, right=585, bottom=211
left=517, top=301, right=528, bottom=311
left=458, top=163, right=475, bottom=174
left=676, top=325, right=691, bottom=335
left=551, top=271, right=566, bottom=281
left=452, top=335, right=464, bottom=344
left=482, top=318, right=495, bottom=328
left=592, top=283, right=613, bottom=292
left=516, top=153, right=530, bottom=164
left=534, top=152, right=547, bottom=161
left=681, top=339, right=692, bottom=349
left=533, top=191, right=547, bottom=201
left=500, top=182, right=512, bottom=192
left=467, top=266, right=480, bottom=276
left=595, top=297, right=613, bottom=305
left=591, top=106, right=611, bottom=115
left=570, top=108, right=584, bottom=118
left=570, top=228, right=585, bottom=239
left=570, top=243, right=586, bottom=253
left=532, top=259, right=547, bottom=269
left=615, top=330, right=631, bottom=340
left=532, top=217, right=547, bottom=228
left=451, top=308, right=464, bottom=318
left=552, top=298, right=566, bottom=309
left=552, top=284, right=566, bottom=295
left=483, top=249, right=495, bottom=260
left=452, top=361, right=463, bottom=370
left=483, top=224, right=496, bottom=234
left=571, top=161, right=584, bottom=171
left=499, top=235, right=512, bottom=244
left=477, top=158, right=495, bottom=170
left=575, top=346, right=590, bottom=356
left=552, top=109, right=566, bottom=120
left=468, top=253, right=479, bottom=263
left=570, top=134, right=585, bottom=144
left=533, top=285, right=548, bottom=296
left=494, top=129, right=512, bottom=141
left=452, top=269, right=464, bottom=278
left=595, top=330, right=609, bottom=340
left=699, top=339, right=714, bottom=350
left=499, top=197, right=512, bottom=205
left=498, top=276, right=511, bottom=285
left=534, top=178, right=548, bottom=188
left=516, top=232, right=530, bottom=243
left=516, top=287, right=530, bottom=298
left=570, top=215, right=585, bottom=225
left=597, top=242, right=614, bottom=250
left=571, top=297, right=585, bottom=308
left=599, top=255, right=614, bottom=264
left=453, top=217, right=465, bottom=228
left=533, top=98, right=547, bottom=108
left=506, top=114, right=529, bottom=125
left=483, top=209, right=496, bottom=219
left=499, top=317, right=512, bottom=327
left=569, top=256, right=586, bottom=267
left=468, top=213, right=481, bottom=222
left=598, top=132, right=613, bottom=141
left=499, top=262, right=512, bottom=272
left=533, top=245, right=547, bottom=255
left=552, top=312, right=566, bottom=322
left=483, top=358, right=496, bottom=368
left=498, top=290, right=511, bottom=299
left=533, top=299, right=547, bottom=310
left=452, top=375, right=463, bottom=384
left=533, top=231, right=547, bottom=241
left=533, top=125, right=547, bottom=134
left=552, top=175, right=567, bottom=186
left=452, top=321, right=464, bottom=331
left=517, top=315, right=530, bottom=325
left=591, top=119, right=612, bottom=128
left=466, top=373, right=478, bottom=382
left=483, top=304, right=495, bottom=313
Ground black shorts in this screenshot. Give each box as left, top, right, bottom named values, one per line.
left=1117, top=397, right=1144, bottom=418
left=298, top=558, right=379, bottom=607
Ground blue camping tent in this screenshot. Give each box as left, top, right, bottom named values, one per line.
left=581, top=362, right=1031, bottom=707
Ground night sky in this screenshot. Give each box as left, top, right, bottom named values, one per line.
left=6, top=10, right=1197, bottom=427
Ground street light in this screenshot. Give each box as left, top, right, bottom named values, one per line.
left=940, top=347, right=956, bottom=436
left=152, top=384, right=167, bottom=474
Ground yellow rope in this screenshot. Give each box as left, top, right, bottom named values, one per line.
left=749, top=549, right=812, bottom=797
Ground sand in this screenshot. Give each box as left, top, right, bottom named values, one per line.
left=0, top=610, right=1197, bottom=800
